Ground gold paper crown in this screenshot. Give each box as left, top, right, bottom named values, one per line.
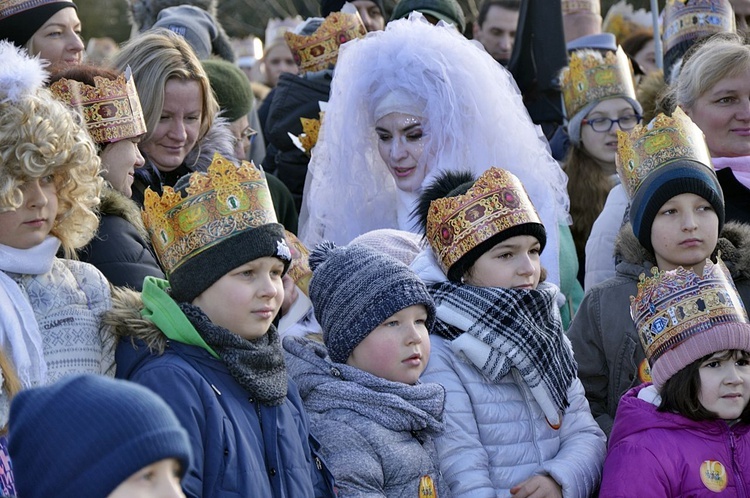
left=631, top=258, right=748, bottom=367
left=561, top=47, right=636, bottom=119
left=427, top=167, right=543, bottom=274
left=284, top=230, right=312, bottom=296
left=663, top=0, right=735, bottom=55
left=561, top=0, right=601, bottom=15
left=142, top=153, right=278, bottom=276
left=616, top=107, right=712, bottom=199
left=283, top=12, right=366, bottom=74
left=602, top=0, right=653, bottom=44
left=50, top=68, right=147, bottom=144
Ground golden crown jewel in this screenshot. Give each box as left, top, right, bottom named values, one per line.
left=427, top=167, right=542, bottom=274
left=283, top=12, right=366, bottom=74
left=561, top=47, right=636, bottom=119
left=616, top=107, right=712, bottom=199
left=142, top=153, right=278, bottom=276
left=602, top=0, right=652, bottom=44
left=663, top=0, right=735, bottom=54
left=631, top=258, right=748, bottom=366
left=561, top=0, right=601, bottom=15
left=50, top=67, right=147, bottom=144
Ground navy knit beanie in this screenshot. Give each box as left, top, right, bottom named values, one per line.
left=630, top=159, right=725, bottom=253
left=309, top=241, right=436, bottom=364
left=9, top=375, right=192, bottom=498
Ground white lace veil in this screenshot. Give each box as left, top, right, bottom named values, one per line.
left=299, top=13, right=571, bottom=285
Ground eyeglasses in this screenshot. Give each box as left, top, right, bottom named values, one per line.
left=581, top=114, right=642, bottom=133
left=232, top=126, right=258, bottom=148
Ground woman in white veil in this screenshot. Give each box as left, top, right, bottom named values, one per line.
left=299, top=13, right=570, bottom=285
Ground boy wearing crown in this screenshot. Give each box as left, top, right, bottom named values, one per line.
left=600, top=259, right=750, bottom=496
left=106, top=154, right=334, bottom=498
left=568, top=109, right=750, bottom=437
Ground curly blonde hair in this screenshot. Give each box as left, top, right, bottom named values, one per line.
left=0, top=88, right=102, bottom=257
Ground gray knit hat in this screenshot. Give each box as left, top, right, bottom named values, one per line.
left=309, top=241, right=436, bottom=364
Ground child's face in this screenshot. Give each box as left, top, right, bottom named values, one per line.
left=100, top=138, right=145, bottom=198
left=651, top=193, right=719, bottom=274
left=192, top=257, right=285, bottom=341
left=0, top=176, right=58, bottom=249
left=580, top=97, right=638, bottom=169
left=464, top=235, right=541, bottom=289
left=698, top=350, right=750, bottom=420
left=346, top=304, right=430, bottom=385
left=106, top=458, right=185, bottom=498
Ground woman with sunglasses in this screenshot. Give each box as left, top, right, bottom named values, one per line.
left=559, top=47, right=642, bottom=284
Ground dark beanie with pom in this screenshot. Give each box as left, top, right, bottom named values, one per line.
left=309, top=241, right=436, bottom=364
left=9, top=375, right=192, bottom=498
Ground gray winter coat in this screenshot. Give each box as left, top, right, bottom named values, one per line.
left=568, top=221, right=750, bottom=436
left=283, top=336, right=450, bottom=498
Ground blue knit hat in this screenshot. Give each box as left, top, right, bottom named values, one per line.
left=309, top=241, right=436, bottom=364
left=9, top=375, right=192, bottom=498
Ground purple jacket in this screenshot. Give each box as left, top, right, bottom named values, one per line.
left=601, top=384, right=750, bottom=497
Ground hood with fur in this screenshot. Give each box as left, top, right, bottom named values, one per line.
left=103, top=286, right=168, bottom=356
left=184, top=116, right=238, bottom=172
left=98, top=187, right=150, bottom=241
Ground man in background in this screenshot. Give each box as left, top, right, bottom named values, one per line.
left=473, top=0, right=520, bottom=66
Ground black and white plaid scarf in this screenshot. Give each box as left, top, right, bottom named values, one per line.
left=428, top=281, right=577, bottom=427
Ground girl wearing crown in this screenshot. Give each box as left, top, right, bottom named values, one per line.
left=559, top=47, right=643, bottom=286
left=106, top=154, right=334, bottom=498
left=49, top=65, right=165, bottom=291
left=411, top=167, right=605, bottom=498
left=600, top=259, right=750, bottom=497
left=568, top=109, right=750, bottom=438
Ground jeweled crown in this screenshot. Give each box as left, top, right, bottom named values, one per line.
left=616, top=107, right=712, bottom=199
left=631, top=258, right=748, bottom=367
left=426, top=167, right=542, bottom=274
left=602, top=0, right=652, bottom=44
left=142, top=153, right=278, bottom=276
left=663, top=0, right=735, bottom=55
left=283, top=12, right=366, bottom=74
left=561, top=0, right=602, bottom=14
left=50, top=68, right=147, bottom=144
left=561, top=47, right=636, bottom=119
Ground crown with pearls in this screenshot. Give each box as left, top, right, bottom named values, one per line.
left=142, top=153, right=278, bottom=276
left=616, top=107, right=712, bottom=199
left=426, top=167, right=542, bottom=275
left=283, top=12, right=366, bottom=74
left=561, top=47, right=636, bottom=119
left=50, top=68, right=147, bottom=144
left=663, top=0, right=735, bottom=56
left=631, top=258, right=749, bottom=374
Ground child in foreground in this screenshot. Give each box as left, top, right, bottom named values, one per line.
left=600, top=258, right=750, bottom=496
left=283, top=242, right=448, bottom=497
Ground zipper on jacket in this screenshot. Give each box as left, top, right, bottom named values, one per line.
left=730, top=430, right=748, bottom=498
left=512, top=369, right=544, bottom=464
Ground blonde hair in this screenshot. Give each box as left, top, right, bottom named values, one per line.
left=111, top=29, right=218, bottom=145
left=675, top=33, right=750, bottom=111
left=0, top=88, right=102, bottom=257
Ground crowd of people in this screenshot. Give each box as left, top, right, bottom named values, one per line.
left=1, top=0, right=750, bottom=496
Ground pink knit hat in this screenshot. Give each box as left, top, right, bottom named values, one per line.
left=631, top=258, right=750, bottom=390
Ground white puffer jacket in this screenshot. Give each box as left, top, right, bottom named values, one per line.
left=421, top=335, right=606, bottom=498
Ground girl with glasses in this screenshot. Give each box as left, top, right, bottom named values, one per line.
left=560, top=47, right=642, bottom=285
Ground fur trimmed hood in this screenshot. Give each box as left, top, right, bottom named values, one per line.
left=615, top=221, right=750, bottom=281
left=185, top=116, right=237, bottom=173
left=103, top=286, right=168, bottom=355
left=98, top=187, right=149, bottom=241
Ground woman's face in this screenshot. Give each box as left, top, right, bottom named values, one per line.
left=100, top=138, right=146, bottom=198
left=263, top=43, right=298, bottom=87
left=634, top=39, right=658, bottom=76
left=140, top=79, right=203, bottom=173
left=685, top=69, right=750, bottom=158
left=375, top=112, right=429, bottom=193
left=27, top=7, right=84, bottom=67
left=580, top=97, right=639, bottom=173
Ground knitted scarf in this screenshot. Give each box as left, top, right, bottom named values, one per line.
left=179, top=303, right=287, bottom=406
left=428, top=281, right=577, bottom=427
